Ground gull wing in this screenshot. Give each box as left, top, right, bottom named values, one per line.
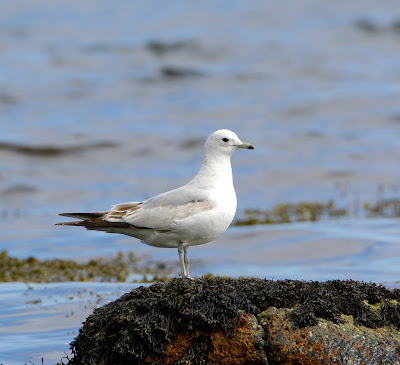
left=107, top=185, right=213, bottom=229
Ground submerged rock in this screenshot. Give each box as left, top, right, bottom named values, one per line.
left=69, top=278, right=400, bottom=365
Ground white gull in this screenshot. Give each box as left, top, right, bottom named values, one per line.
left=56, top=129, right=254, bottom=278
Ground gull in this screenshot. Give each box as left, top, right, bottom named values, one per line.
left=56, top=129, right=254, bottom=278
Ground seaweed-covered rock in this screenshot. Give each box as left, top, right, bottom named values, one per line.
left=69, top=278, right=400, bottom=365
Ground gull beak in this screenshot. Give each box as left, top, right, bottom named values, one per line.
left=237, top=142, right=254, bottom=150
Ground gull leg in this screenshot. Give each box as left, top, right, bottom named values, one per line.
left=183, top=246, right=190, bottom=278
left=178, top=242, right=187, bottom=278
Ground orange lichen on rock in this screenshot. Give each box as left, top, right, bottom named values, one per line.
left=144, top=330, right=206, bottom=365
left=145, top=313, right=268, bottom=365
left=208, top=313, right=267, bottom=365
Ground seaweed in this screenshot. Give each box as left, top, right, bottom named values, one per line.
left=160, top=66, right=203, bottom=79
left=234, top=198, right=400, bottom=226
left=234, top=201, right=348, bottom=226
left=381, top=300, right=400, bottom=330
left=0, top=141, right=116, bottom=157
left=146, top=40, right=195, bottom=55
left=0, top=250, right=171, bottom=283
left=364, top=199, right=400, bottom=218
left=174, top=336, right=210, bottom=365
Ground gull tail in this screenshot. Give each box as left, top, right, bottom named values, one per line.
left=55, top=211, right=151, bottom=240
left=55, top=211, right=133, bottom=230
left=55, top=212, right=107, bottom=226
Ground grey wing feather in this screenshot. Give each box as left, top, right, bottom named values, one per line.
left=142, top=185, right=210, bottom=208
left=109, top=186, right=213, bottom=229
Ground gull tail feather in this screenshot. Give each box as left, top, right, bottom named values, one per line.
left=57, top=212, right=107, bottom=220
left=55, top=210, right=156, bottom=241
left=55, top=212, right=108, bottom=226
left=55, top=213, right=131, bottom=230
left=55, top=220, right=85, bottom=226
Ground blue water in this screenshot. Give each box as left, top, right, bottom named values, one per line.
left=1, top=1, right=400, bottom=363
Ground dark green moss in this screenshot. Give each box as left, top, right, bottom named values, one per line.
left=0, top=250, right=171, bottom=283
left=69, top=278, right=400, bottom=365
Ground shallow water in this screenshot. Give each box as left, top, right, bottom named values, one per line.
left=0, top=282, right=139, bottom=364
left=1, top=218, right=400, bottom=363
left=1, top=0, right=400, bottom=363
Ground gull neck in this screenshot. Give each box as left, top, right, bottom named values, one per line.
left=189, top=153, right=233, bottom=190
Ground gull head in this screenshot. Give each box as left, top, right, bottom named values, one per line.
left=204, top=129, right=254, bottom=157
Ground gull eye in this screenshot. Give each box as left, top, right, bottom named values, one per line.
left=222, top=138, right=229, bottom=142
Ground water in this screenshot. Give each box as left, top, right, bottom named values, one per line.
left=1, top=0, right=400, bottom=363
left=0, top=282, right=139, bottom=364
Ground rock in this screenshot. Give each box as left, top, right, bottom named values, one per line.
left=261, top=307, right=400, bottom=364
left=68, top=278, right=400, bottom=365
